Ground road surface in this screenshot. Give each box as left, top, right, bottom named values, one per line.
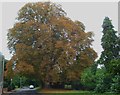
left=2, top=87, right=41, bottom=95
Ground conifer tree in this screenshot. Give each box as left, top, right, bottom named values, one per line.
left=98, top=17, right=119, bottom=71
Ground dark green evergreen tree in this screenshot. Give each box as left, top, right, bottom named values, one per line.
left=95, top=17, right=120, bottom=93
left=98, top=17, right=119, bottom=71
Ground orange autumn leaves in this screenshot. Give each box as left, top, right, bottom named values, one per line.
left=6, top=2, right=97, bottom=83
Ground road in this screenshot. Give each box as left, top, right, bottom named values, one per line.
left=2, top=87, right=41, bottom=95
left=13, top=88, right=38, bottom=95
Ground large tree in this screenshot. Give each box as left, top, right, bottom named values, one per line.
left=95, top=17, right=120, bottom=93
left=6, top=2, right=97, bottom=86
left=98, top=17, right=119, bottom=71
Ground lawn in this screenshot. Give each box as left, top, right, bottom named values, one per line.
left=38, top=88, right=120, bottom=95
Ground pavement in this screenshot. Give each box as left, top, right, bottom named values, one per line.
left=2, top=87, right=40, bottom=95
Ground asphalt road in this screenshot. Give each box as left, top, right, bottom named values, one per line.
left=2, top=87, right=40, bottom=95
left=14, top=88, right=38, bottom=95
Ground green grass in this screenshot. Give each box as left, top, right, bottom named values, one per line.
left=39, top=89, right=120, bottom=95
left=40, top=93, right=120, bottom=95
left=41, top=92, right=120, bottom=95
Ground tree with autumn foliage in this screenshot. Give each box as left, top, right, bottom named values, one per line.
left=6, top=2, right=97, bottom=88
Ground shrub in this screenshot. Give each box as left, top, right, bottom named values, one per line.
left=81, top=67, right=96, bottom=90
left=110, top=74, right=120, bottom=93
left=7, top=83, right=15, bottom=91
left=94, top=73, right=112, bottom=93
left=64, top=84, right=72, bottom=89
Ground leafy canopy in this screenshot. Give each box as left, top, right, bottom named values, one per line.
left=6, top=2, right=97, bottom=84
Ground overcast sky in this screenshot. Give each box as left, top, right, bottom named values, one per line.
left=1, top=2, right=118, bottom=60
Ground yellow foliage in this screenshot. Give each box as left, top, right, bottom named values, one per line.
left=15, top=61, right=34, bottom=75
left=7, top=2, right=97, bottom=83
left=55, top=41, right=63, bottom=48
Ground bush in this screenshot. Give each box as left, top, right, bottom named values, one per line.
left=64, top=84, right=72, bottom=89
left=94, top=73, right=112, bottom=93
left=7, top=83, right=15, bottom=91
left=3, top=79, right=11, bottom=88
left=110, top=74, right=120, bottom=93
left=81, top=67, right=96, bottom=90
left=71, top=80, right=83, bottom=90
left=94, top=77, right=106, bottom=93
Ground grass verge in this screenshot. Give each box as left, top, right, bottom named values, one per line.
left=38, top=88, right=120, bottom=95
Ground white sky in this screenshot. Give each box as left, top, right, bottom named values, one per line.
left=0, top=2, right=118, bottom=60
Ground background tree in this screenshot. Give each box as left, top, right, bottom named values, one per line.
left=98, top=17, right=119, bottom=71
left=6, top=2, right=97, bottom=87
left=96, top=17, right=120, bottom=93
